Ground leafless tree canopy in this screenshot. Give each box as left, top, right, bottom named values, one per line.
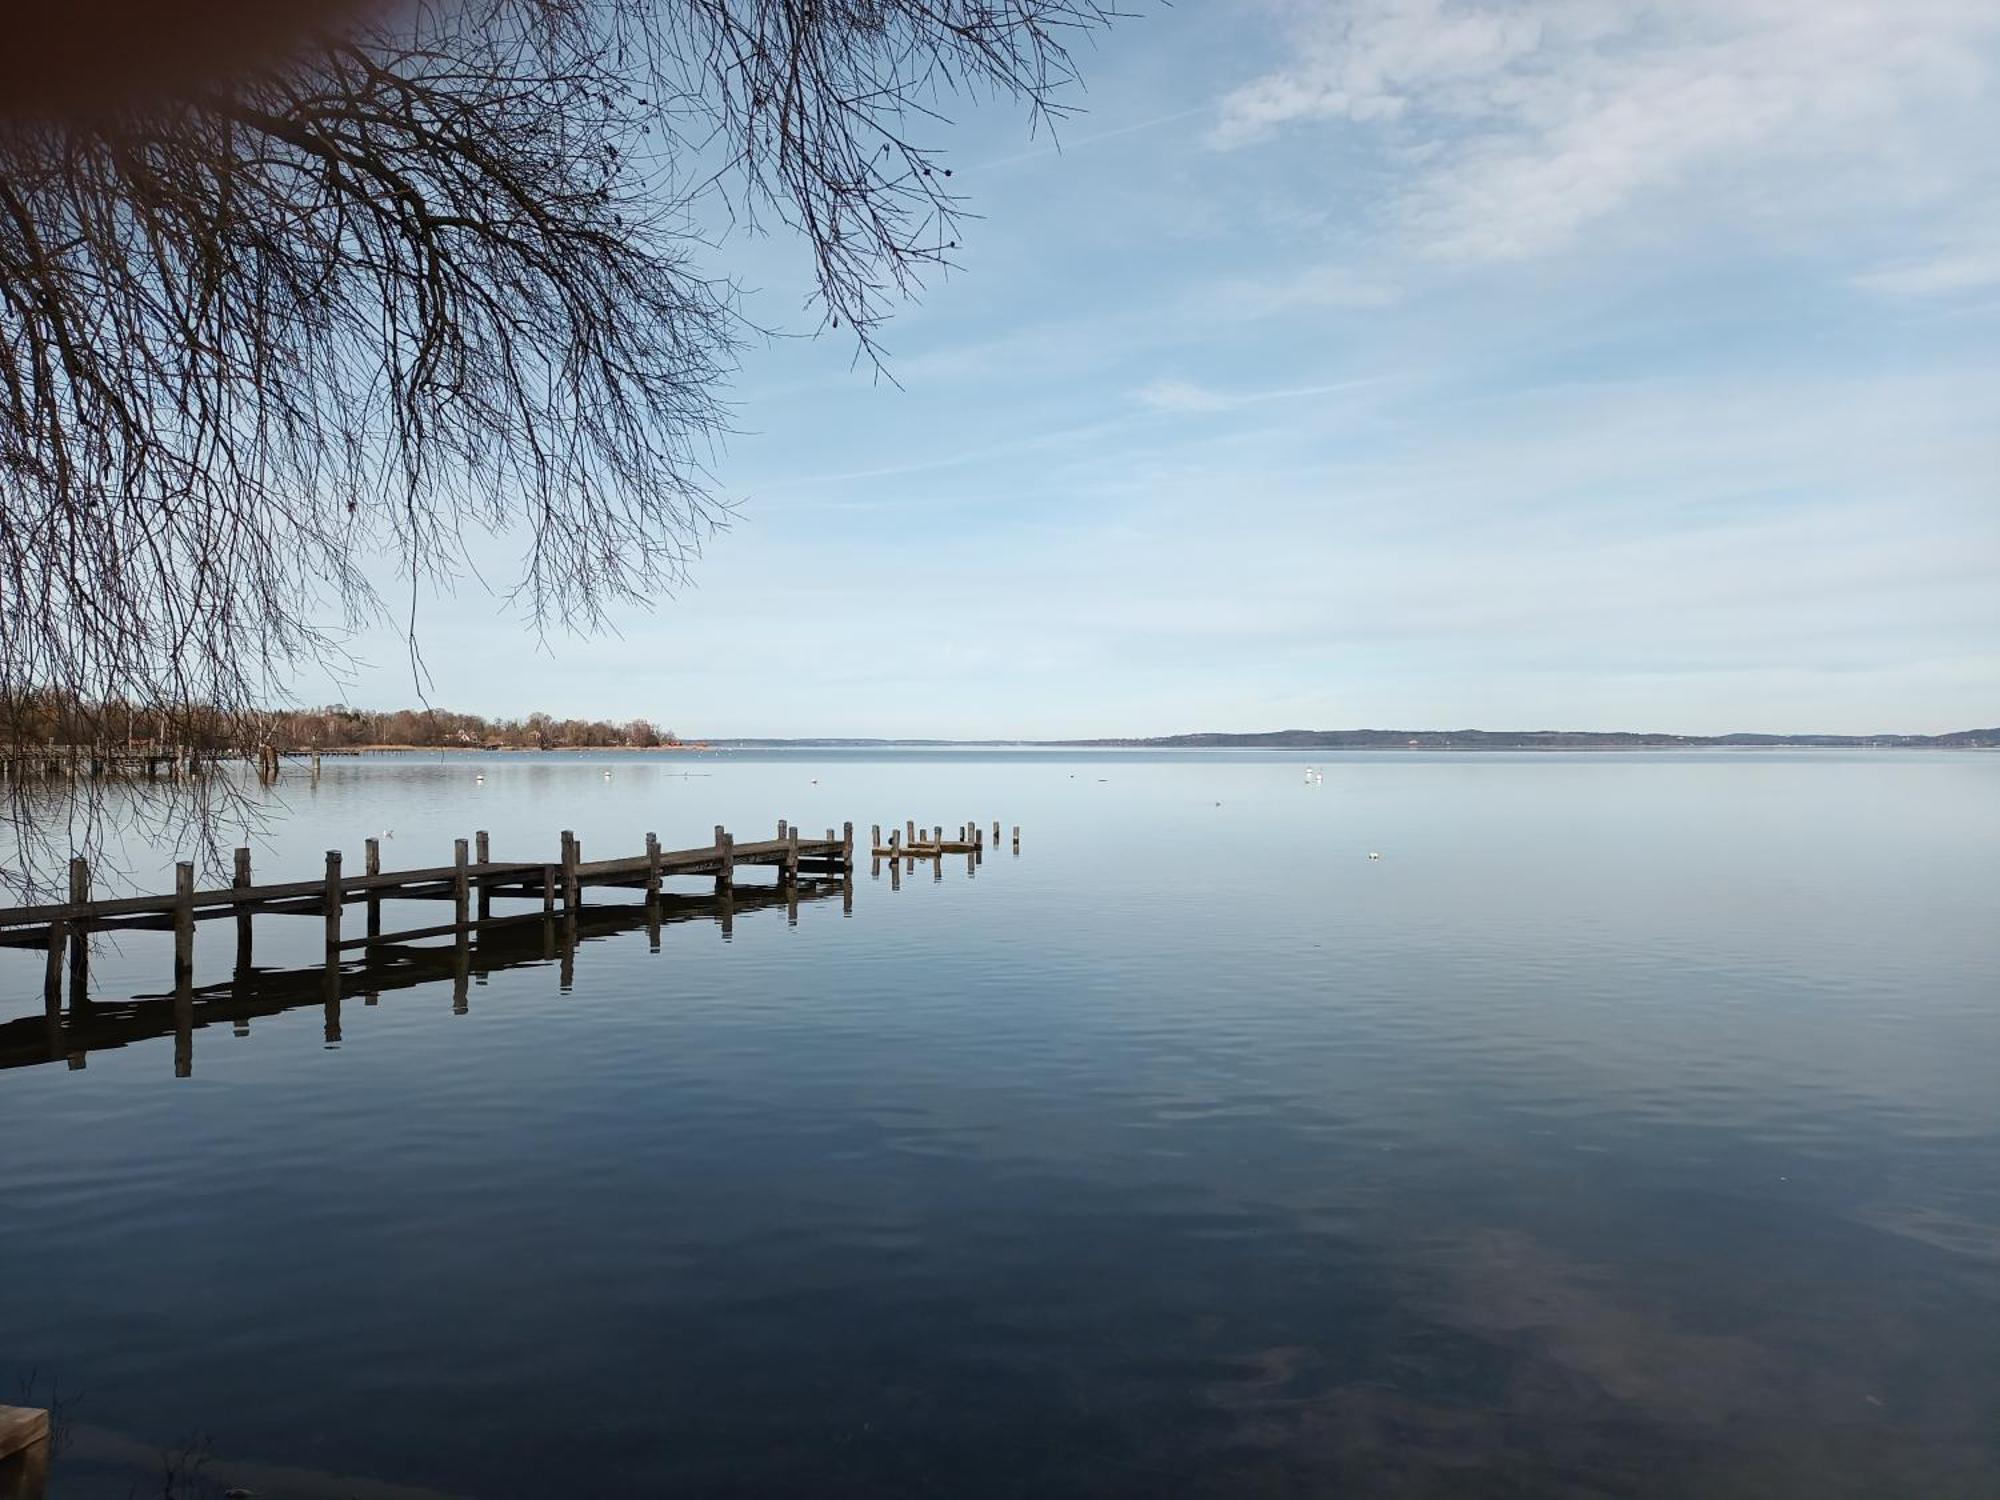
left=0, top=0, right=1116, bottom=888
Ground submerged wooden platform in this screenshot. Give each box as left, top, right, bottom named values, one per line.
left=0, top=1406, right=49, bottom=1500
left=1, top=821, right=854, bottom=1016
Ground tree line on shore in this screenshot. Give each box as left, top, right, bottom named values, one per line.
left=282, top=706, right=685, bottom=750
left=1, top=695, right=683, bottom=753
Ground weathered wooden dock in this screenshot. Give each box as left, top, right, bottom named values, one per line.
left=1, top=822, right=856, bottom=1016
left=0, top=1406, right=49, bottom=1500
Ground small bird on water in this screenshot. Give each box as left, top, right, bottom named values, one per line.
left=1368, top=851, right=1381, bottom=861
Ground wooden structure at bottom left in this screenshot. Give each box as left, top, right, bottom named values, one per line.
left=0, top=1406, right=48, bottom=1500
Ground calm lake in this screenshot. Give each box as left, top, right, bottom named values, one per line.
left=3, top=749, right=1998, bottom=1497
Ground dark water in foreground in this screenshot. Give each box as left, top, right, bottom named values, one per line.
left=3, top=750, right=1998, bottom=1498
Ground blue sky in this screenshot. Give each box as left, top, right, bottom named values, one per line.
left=335, top=0, right=2000, bottom=737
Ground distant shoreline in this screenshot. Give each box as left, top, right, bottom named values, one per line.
left=324, top=730, right=1998, bottom=753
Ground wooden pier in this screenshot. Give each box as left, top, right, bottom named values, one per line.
left=0, top=880, right=846, bottom=1078
left=0, top=822, right=855, bottom=1017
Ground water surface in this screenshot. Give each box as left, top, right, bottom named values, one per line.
left=3, top=750, right=1997, bottom=1497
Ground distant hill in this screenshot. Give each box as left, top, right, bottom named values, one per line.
left=708, top=728, right=2000, bottom=750
left=1044, top=728, right=2000, bottom=750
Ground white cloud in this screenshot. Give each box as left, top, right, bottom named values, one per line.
left=1135, top=374, right=1394, bottom=413
left=1213, top=264, right=1402, bottom=316
left=1211, top=0, right=2000, bottom=261
left=1853, top=245, right=2000, bottom=299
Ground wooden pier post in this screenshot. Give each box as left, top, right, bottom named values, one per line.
left=234, top=847, right=254, bottom=969
left=66, top=857, right=88, bottom=1006
left=323, top=850, right=343, bottom=956
left=993, top=820, right=1000, bottom=843
left=777, top=819, right=788, bottom=841
left=365, top=838, right=382, bottom=937
left=843, top=822, right=855, bottom=870
left=475, top=831, right=492, bottom=919
left=1013, top=825, right=1021, bottom=852
left=645, top=832, right=661, bottom=902
left=715, top=825, right=734, bottom=895
left=542, top=863, right=556, bottom=915
left=562, top=830, right=580, bottom=909
left=906, top=819, right=916, bottom=845
left=453, top=838, right=471, bottom=927
left=172, top=861, right=195, bottom=986
left=175, top=870, right=196, bottom=1077
left=781, top=827, right=800, bottom=887
left=871, top=823, right=881, bottom=851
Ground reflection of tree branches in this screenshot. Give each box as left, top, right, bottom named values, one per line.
left=1, top=0, right=1119, bottom=892
left=10, top=1363, right=80, bottom=1460
left=148, top=1430, right=217, bottom=1500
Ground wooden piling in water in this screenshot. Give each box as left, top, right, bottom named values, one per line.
left=646, top=832, right=662, bottom=902
left=453, top=839, right=471, bottom=927
left=67, top=858, right=88, bottom=1005
left=364, top=839, right=382, bottom=937
left=173, top=862, right=195, bottom=986
left=476, top=831, right=492, bottom=918
left=323, top=850, right=343, bottom=957
left=235, top=847, right=255, bottom=968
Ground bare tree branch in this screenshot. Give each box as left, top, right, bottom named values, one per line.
left=0, top=0, right=1120, bottom=893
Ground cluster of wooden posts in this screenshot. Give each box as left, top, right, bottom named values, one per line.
left=0, top=744, right=333, bottom=784
left=866, top=819, right=1020, bottom=888
left=1, top=749, right=219, bottom=781
left=871, top=819, right=1019, bottom=857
